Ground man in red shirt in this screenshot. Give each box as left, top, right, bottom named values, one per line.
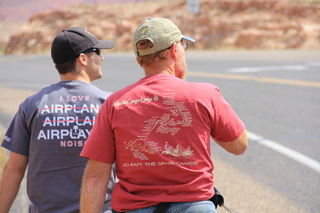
left=80, top=18, right=248, bottom=213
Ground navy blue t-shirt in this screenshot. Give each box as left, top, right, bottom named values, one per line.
left=2, top=81, right=115, bottom=213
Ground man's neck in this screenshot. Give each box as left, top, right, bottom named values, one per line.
left=60, top=71, right=91, bottom=83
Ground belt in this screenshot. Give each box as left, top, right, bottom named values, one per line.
left=112, top=202, right=172, bottom=213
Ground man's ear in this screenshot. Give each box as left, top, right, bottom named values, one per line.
left=77, top=53, right=88, bottom=66
left=169, top=43, right=179, bottom=59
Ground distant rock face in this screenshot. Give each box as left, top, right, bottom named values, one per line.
left=4, top=0, right=320, bottom=54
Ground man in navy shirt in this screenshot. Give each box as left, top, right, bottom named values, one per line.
left=0, top=27, right=116, bottom=213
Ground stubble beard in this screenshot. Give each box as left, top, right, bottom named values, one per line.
left=177, top=57, right=187, bottom=80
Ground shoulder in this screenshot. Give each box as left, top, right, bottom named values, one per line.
left=185, top=81, right=221, bottom=94
left=22, top=82, right=109, bottom=106
left=82, top=83, right=110, bottom=98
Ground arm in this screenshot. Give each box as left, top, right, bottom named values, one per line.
left=80, top=159, right=113, bottom=213
left=0, top=151, right=28, bottom=213
left=213, top=129, right=248, bottom=155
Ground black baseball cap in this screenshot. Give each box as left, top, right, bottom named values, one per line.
left=51, top=27, right=115, bottom=64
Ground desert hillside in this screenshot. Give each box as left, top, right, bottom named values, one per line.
left=4, top=0, right=320, bottom=54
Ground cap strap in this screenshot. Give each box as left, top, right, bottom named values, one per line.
left=136, top=47, right=156, bottom=56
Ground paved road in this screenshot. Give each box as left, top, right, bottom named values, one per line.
left=0, top=50, right=319, bottom=212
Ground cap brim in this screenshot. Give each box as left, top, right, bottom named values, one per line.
left=93, top=40, right=115, bottom=49
left=182, top=35, right=195, bottom=43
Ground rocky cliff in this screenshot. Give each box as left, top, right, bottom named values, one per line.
left=4, top=0, right=320, bottom=54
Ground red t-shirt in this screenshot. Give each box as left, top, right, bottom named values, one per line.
left=81, top=73, right=245, bottom=212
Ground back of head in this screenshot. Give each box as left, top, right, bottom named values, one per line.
left=132, top=18, right=195, bottom=67
left=51, top=27, right=115, bottom=74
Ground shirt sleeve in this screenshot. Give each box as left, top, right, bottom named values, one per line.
left=1, top=103, right=31, bottom=156
left=80, top=99, right=116, bottom=164
left=209, top=86, right=245, bottom=142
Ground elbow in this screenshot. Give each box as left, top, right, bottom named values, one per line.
left=232, top=146, right=247, bottom=155
left=234, top=130, right=248, bottom=155
left=234, top=138, right=248, bottom=155
left=214, top=130, right=248, bottom=155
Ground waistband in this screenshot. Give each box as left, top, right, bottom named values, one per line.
left=112, top=202, right=171, bottom=213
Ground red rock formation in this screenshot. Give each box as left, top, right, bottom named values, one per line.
left=4, top=0, right=320, bottom=54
